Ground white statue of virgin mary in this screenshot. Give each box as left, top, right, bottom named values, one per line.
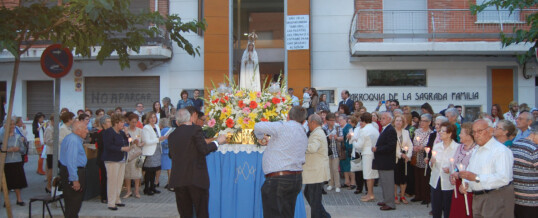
left=239, top=34, right=261, bottom=92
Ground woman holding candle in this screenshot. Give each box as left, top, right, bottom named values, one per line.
left=449, top=123, right=476, bottom=218
left=411, top=113, right=435, bottom=204
left=393, top=114, right=413, bottom=204
left=429, top=122, right=459, bottom=218
left=141, top=111, right=167, bottom=195
left=352, top=112, right=380, bottom=202
left=123, top=113, right=143, bottom=199
left=339, top=114, right=356, bottom=189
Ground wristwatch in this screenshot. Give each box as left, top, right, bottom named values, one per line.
left=475, top=175, right=480, bottom=183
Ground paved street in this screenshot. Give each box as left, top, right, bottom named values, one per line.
left=2, top=155, right=430, bottom=218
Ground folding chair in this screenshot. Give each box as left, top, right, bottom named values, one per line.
left=29, top=177, right=65, bottom=217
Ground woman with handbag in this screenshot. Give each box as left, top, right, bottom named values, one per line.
left=102, top=114, right=131, bottom=211
left=352, top=112, right=380, bottom=202
left=393, top=114, right=413, bottom=204
left=123, top=113, right=143, bottom=199
left=1, top=118, right=28, bottom=206
left=348, top=115, right=365, bottom=194
left=141, top=111, right=167, bottom=195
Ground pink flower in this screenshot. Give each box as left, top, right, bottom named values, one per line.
left=263, top=104, right=268, bottom=109
left=207, top=119, right=216, bottom=127
left=256, top=92, right=261, bottom=97
left=265, top=102, right=271, bottom=107
left=242, top=107, right=251, bottom=113
left=222, top=107, right=228, bottom=113
left=243, top=117, right=250, bottom=124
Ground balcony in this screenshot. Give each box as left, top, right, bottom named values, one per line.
left=349, top=9, right=536, bottom=56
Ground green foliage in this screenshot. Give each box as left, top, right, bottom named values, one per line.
left=470, top=0, right=538, bottom=64
left=0, top=0, right=205, bottom=69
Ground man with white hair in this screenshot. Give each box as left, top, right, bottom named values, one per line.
left=372, top=112, right=397, bottom=210
left=514, top=111, right=532, bottom=142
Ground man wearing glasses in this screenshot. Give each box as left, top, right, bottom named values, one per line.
left=458, top=119, right=514, bottom=218
left=134, top=103, right=145, bottom=122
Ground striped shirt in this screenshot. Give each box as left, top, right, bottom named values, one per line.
left=254, top=120, right=308, bottom=174
left=511, top=138, right=538, bottom=207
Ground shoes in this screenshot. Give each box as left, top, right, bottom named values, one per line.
left=116, top=203, right=125, bottom=207
left=354, top=190, right=362, bottom=194
left=122, top=192, right=132, bottom=199
left=326, top=186, right=333, bottom=191
left=37, top=171, right=46, bottom=175
left=360, top=196, right=375, bottom=202
left=421, top=201, right=430, bottom=205
left=395, top=197, right=400, bottom=204
left=108, top=207, right=118, bottom=211
left=101, top=200, right=108, bottom=204
left=380, top=205, right=395, bottom=211
left=349, top=185, right=357, bottom=190
left=322, top=189, right=327, bottom=195
left=155, top=183, right=160, bottom=187
left=168, top=187, right=175, bottom=192
left=135, top=193, right=141, bottom=198
left=342, top=184, right=350, bottom=188
left=164, top=184, right=169, bottom=189
left=151, top=189, right=161, bottom=194
left=377, top=202, right=386, bottom=206
left=410, top=198, right=421, bottom=202
left=335, top=188, right=341, bottom=193
left=400, top=197, right=409, bottom=204
left=16, top=201, right=25, bottom=206
left=143, top=189, right=154, bottom=196
left=45, top=187, right=51, bottom=193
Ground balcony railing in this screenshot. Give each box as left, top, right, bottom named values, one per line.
left=349, top=9, right=536, bottom=48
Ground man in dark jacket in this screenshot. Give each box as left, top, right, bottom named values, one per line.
left=372, top=112, right=397, bottom=210
left=168, top=108, right=226, bottom=218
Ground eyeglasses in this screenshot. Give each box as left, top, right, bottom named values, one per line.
left=472, top=127, right=490, bottom=135
left=420, top=120, right=430, bottom=123
left=439, top=129, right=447, bottom=133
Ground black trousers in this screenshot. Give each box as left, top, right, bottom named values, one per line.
left=414, top=166, right=431, bottom=202
left=515, top=204, right=538, bottom=218
left=261, top=173, right=302, bottom=218
left=431, top=179, right=452, bottom=218
left=304, top=183, right=331, bottom=218
left=405, top=165, right=415, bottom=195
left=355, top=171, right=365, bottom=192
left=174, top=185, right=209, bottom=218
left=144, top=167, right=159, bottom=191
left=97, top=161, right=107, bottom=201
left=60, top=164, right=86, bottom=218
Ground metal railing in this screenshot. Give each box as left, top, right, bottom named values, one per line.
left=349, top=9, right=536, bottom=48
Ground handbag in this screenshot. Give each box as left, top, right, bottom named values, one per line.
left=128, top=146, right=142, bottom=162
left=350, top=152, right=362, bottom=171
left=135, top=155, right=146, bottom=168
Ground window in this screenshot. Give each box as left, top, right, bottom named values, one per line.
left=317, top=90, right=335, bottom=104
left=476, top=0, right=521, bottom=23
left=463, top=105, right=482, bottom=122
left=367, top=70, right=426, bottom=87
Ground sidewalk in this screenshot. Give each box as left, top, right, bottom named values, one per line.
left=2, top=155, right=430, bottom=217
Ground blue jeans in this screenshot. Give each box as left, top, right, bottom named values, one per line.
left=304, top=183, right=331, bottom=218
left=261, top=173, right=302, bottom=218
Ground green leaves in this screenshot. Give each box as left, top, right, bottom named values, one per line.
left=1, top=0, right=204, bottom=69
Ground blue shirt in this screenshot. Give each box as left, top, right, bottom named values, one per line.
left=59, top=133, right=87, bottom=181
left=176, top=99, right=194, bottom=109
left=192, top=98, right=204, bottom=111
left=290, top=95, right=300, bottom=106
left=514, top=128, right=531, bottom=143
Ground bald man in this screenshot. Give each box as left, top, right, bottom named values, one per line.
left=59, top=121, right=89, bottom=218
left=458, top=119, right=514, bottom=218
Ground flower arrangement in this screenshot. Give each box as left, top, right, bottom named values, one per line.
left=204, top=77, right=292, bottom=137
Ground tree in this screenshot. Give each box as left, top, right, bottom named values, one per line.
left=0, top=1, right=204, bottom=216
left=471, top=0, right=537, bottom=64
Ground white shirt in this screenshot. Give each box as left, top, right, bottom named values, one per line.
left=465, top=137, right=513, bottom=191
left=429, top=140, right=459, bottom=190
left=291, top=95, right=300, bottom=107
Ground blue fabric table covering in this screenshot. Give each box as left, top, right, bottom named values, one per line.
left=207, top=148, right=306, bottom=218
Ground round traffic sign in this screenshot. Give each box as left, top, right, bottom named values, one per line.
left=40, top=44, right=73, bottom=78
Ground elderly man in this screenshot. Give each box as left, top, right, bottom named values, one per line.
left=303, top=114, right=330, bottom=218
left=511, top=122, right=538, bottom=218
left=168, top=109, right=226, bottom=218
left=445, top=108, right=461, bottom=142
left=254, top=106, right=308, bottom=217
left=514, top=111, right=533, bottom=142
left=134, top=103, right=145, bottom=121
left=459, top=119, right=514, bottom=218
left=59, top=121, right=89, bottom=218
left=372, top=112, right=397, bottom=210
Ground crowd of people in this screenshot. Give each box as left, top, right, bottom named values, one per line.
left=0, top=86, right=537, bottom=218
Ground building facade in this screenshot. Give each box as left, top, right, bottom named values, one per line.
left=1, top=0, right=536, bottom=123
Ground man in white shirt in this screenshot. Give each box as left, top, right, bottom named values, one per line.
left=458, top=119, right=514, bottom=218
left=288, top=88, right=300, bottom=107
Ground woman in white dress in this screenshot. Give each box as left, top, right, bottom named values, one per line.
left=352, top=112, right=380, bottom=202
left=239, top=42, right=261, bottom=91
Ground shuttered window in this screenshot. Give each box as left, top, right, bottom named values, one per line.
left=84, top=77, right=160, bottom=112
left=27, top=81, right=54, bottom=119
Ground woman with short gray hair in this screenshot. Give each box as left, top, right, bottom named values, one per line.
left=494, top=119, right=517, bottom=147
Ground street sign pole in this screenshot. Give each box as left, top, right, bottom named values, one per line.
left=52, top=78, right=60, bottom=178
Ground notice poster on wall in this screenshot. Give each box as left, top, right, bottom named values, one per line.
left=286, top=15, right=309, bottom=50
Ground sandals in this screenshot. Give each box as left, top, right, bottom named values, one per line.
left=395, top=196, right=400, bottom=204
left=122, top=192, right=132, bottom=199
left=400, top=196, right=409, bottom=204
left=360, top=196, right=375, bottom=202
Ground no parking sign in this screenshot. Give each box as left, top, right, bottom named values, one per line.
left=40, top=44, right=73, bottom=78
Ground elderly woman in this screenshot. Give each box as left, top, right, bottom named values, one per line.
left=96, top=115, right=111, bottom=204
left=393, top=114, right=413, bottom=204
left=448, top=123, right=476, bottom=218
left=494, top=119, right=517, bottom=147
left=322, top=113, right=342, bottom=192
left=161, top=97, right=176, bottom=119
left=338, top=114, right=355, bottom=190
left=412, top=113, right=435, bottom=204
left=159, top=118, right=173, bottom=191
left=428, top=122, right=459, bottom=218
left=102, top=114, right=130, bottom=210
left=352, top=112, right=380, bottom=202
left=142, top=111, right=168, bottom=195
left=1, top=118, right=28, bottom=205
left=123, top=113, right=143, bottom=199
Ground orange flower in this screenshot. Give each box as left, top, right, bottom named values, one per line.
left=261, top=118, right=268, bottom=122
left=271, top=97, right=281, bottom=104
left=238, top=100, right=245, bottom=108
left=282, top=97, right=286, bottom=102
left=249, top=101, right=258, bottom=109
left=220, top=98, right=226, bottom=104
left=224, top=96, right=229, bottom=101
left=226, top=118, right=235, bottom=128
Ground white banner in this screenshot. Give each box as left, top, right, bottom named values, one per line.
left=286, top=15, right=309, bottom=50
